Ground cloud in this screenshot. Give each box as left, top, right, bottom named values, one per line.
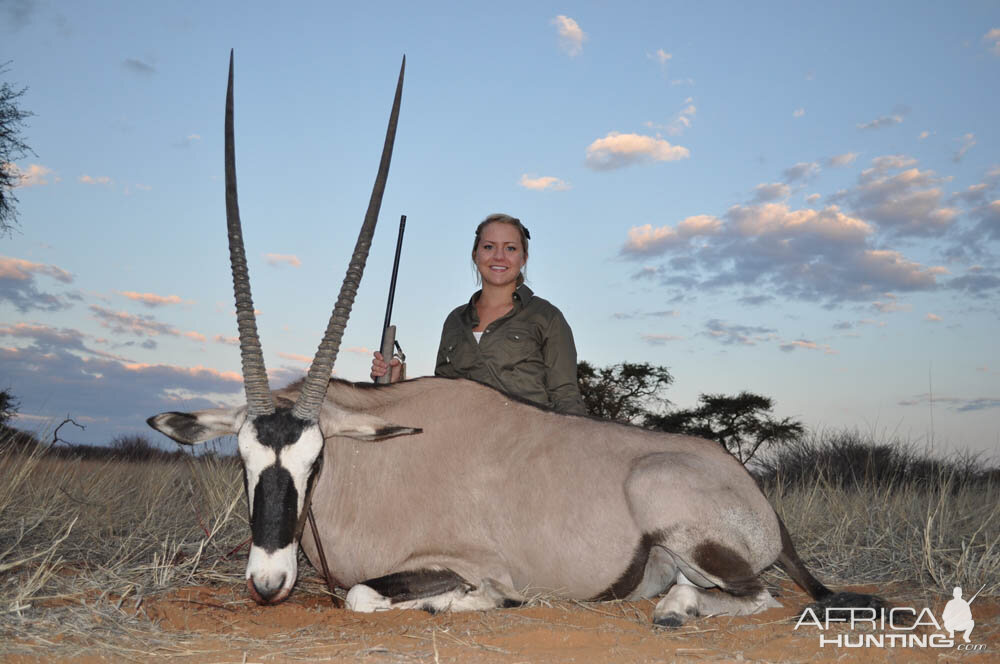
left=984, top=28, right=1000, bottom=56
left=646, top=99, right=697, bottom=137
left=276, top=351, right=311, bottom=364
left=871, top=297, right=911, bottom=313
left=973, top=200, right=1000, bottom=241
left=214, top=334, right=238, bottom=346
left=827, top=152, right=858, bottom=168
left=738, top=294, right=774, bottom=306
left=90, top=305, right=177, bottom=337
left=619, top=202, right=950, bottom=305
left=668, top=101, right=696, bottom=136
left=650, top=49, right=672, bottom=67
left=641, top=333, right=683, bottom=345
left=0, top=255, right=74, bottom=312
left=519, top=174, right=571, bottom=191
left=0, top=255, right=72, bottom=283
left=953, top=133, right=976, bottom=163
left=728, top=203, right=872, bottom=242
left=344, top=346, right=373, bottom=355
left=783, top=161, right=820, bottom=182
left=79, top=174, right=112, bottom=185
left=793, top=108, right=805, bottom=118
left=753, top=182, right=791, bottom=203
left=953, top=183, right=989, bottom=205
left=899, top=393, right=1000, bottom=413
left=265, top=253, right=302, bottom=268
left=0, top=322, right=130, bottom=361
left=621, top=215, right=722, bottom=257
left=857, top=113, right=904, bottom=130
left=3, top=0, right=36, bottom=30
left=172, top=134, right=202, bottom=149
left=918, top=131, right=931, bottom=140
left=586, top=132, right=690, bottom=171
left=702, top=319, right=776, bottom=346
left=552, top=15, right=586, bottom=56
left=89, top=305, right=208, bottom=343
left=947, top=265, right=1000, bottom=296
left=779, top=339, right=836, bottom=354
left=1, top=327, right=249, bottom=444
left=925, top=313, right=942, bottom=322
left=123, top=57, right=156, bottom=75
left=7, top=163, right=55, bottom=187
left=831, top=157, right=958, bottom=237
left=856, top=251, right=947, bottom=290
left=613, top=310, right=678, bottom=320
left=118, top=291, right=183, bottom=307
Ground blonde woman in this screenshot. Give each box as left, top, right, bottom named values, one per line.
left=371, top=213, right=585, bottom=414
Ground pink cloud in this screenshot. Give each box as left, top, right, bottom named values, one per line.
left=118, top=291, right=183, bottom=307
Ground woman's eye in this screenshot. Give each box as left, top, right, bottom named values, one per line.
left=506, top=246, right=518, bottom=252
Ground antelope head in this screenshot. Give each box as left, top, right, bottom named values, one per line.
left=148, top=51, right=406, bottom=604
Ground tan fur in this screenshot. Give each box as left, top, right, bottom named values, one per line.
left=283, top=377, right=781, bottom=600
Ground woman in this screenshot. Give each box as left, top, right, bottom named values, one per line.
left=371, top=213, right=586, bottom=415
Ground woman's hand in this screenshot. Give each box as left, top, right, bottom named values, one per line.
left=370, top=351, right=403, bottom=383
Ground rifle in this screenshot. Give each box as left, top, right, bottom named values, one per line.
left=376, top=214, right=407, bottom=384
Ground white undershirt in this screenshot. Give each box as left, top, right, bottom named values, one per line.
left=473, top=331, right=483, bottom=344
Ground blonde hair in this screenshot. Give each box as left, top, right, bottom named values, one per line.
left=471, top=213, right=531, bottom=286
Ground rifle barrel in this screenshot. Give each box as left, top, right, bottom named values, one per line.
left=378, top=214, right=406, bottom=360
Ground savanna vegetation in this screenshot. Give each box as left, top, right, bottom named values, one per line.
left=0, top=373, right=996, bottom=659
left=1, top=61, right=35, bottom=236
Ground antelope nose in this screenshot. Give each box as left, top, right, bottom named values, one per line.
left=249, top=574, right=287, bottom=604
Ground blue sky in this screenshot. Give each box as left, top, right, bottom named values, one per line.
left=2, top=1, right=998, bottom=458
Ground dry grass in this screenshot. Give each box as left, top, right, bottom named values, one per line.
left=0, top=438, right=250, bottom=659
left=1, top=429, right=996, bottom=660
left=762, top=432, right=1000, bottom=600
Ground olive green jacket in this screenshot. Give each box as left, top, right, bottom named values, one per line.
left=434, top=285, right=586, bottom=415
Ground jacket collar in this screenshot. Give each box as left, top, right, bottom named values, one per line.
left=462, top=284, right=534, bottom=325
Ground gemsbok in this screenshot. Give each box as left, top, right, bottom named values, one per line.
left=148, top=51, right=882, bottom=627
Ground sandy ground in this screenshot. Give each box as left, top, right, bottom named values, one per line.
left=14, top=580, right=993, bottom=663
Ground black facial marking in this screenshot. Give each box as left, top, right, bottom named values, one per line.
left=373, top=425, right=423, bottom=439
left=592, top=532, right=660, bottom=601
left=362, top=569, right=472, bottom=604
left=252, top=408, right=310, bottom=451
left=251, top=464, right=299, bottom=552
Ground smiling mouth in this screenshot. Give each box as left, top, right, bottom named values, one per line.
left=490, top=266, right=508, bottom=271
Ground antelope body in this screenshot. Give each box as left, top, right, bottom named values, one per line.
left=148, top=52, right=881, bottom=627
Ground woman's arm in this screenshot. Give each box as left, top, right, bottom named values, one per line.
left=542, top=311, right=587, bottom=415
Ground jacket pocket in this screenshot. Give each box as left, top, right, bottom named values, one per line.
left=497, top=326, right=540, bottom=369
left=441, top=333, right=476, bottom=371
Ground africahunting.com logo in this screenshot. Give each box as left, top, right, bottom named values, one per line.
left=794, top=585, right=987, bottom=650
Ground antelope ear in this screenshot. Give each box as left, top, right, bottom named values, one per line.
left=147, top=407, right=246, bottom=445
left=325, top=410, right=422, bottom=442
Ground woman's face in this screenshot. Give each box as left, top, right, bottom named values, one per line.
left=475, top=222, right=526, bottom=289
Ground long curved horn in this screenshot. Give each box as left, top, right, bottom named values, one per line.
left=292, top=56, right=405, bottom=422
left=226, top=50, right=275, bottom=417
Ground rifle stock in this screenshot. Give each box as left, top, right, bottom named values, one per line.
left=376, top=325, right=396, bottom=384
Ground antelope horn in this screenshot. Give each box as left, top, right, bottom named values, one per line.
left=225, top=50, right=275, bottom=418
left=292, top=56, right=405, bottom=422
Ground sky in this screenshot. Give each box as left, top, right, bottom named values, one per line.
left=2, top=1, right=999, bottom=459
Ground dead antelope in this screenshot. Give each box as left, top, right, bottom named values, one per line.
left=148, top=52, right=882, bottom=627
